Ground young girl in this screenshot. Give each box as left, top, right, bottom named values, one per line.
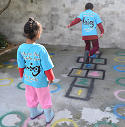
left=17, top=18, right=54, bottom=124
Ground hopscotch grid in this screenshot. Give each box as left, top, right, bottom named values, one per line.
left=65, top=51, right=107, bottom=101
left=68, top=68, right=105, bottom=80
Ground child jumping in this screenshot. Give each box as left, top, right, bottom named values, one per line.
left=17, top=18, right=54, bottom=124
left=66, top=3, right=104, bottom=63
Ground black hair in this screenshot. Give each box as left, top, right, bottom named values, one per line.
left=24, top=18, right=42, bottom=40
left=85, top=3, right=93, bottom=10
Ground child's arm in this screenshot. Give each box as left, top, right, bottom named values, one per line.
left=18, top=68, right=24, bottom=78
left=97, top=23, right=104, bottom=38
left=44, top=69, right=55, bottom=84
left=66, top=18, right=81, bottom=28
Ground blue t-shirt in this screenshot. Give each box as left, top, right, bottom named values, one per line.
left=78, top=9, right=102, bottom=36
left=17, top=43, right=54, bottom=88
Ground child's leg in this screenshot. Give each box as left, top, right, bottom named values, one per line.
left=35, top=85, right=52, bottom=109
left=90, top=39, right=99, bottom=56
left=25, top=85, right=43, bottom=119
left=85, top=40, right=91, bottom=51
left=84, top=40, right=91, bottom=63
left=25, top=85, right=39, bottom=107
left=35, top=85, right=54, bottom=124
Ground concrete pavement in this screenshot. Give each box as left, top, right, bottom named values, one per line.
left=0, top=44, right=125, bottom=127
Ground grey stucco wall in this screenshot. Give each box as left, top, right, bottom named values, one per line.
left=0, top=0, right=125, bottom=49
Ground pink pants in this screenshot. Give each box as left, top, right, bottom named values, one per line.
left=25, top=85, right=52, bottom=109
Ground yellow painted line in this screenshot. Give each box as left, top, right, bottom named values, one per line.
left=78, top=89, right=82, bottom=95
left=0, top=65, right=3, bottom=67
left=51, top=119, right=78, bottom=127
left=49, top=55, right=53, bottom=58
left=114, top=57, right=125, bottom=62
left=0, top=78, right=13, bottom=86
left=7, top=65, right=13, bottom=68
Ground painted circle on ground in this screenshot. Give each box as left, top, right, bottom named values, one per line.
left=17, top=82, right=25, bottom=90
left=113, top=104, right=125, bottom=119
left=116, top=77, right=125, bottom=86
left=51, top=119, right=78, bottom=127
left=24, top=116, right=50, bottom=127
left=94, top=121, right=117, bottom=127
left=0, top=78, right=13, bottom=86
left=113, top=65, right=125, bottom=72
left=49, top=83, right=61, bottom=93
left=114, top=90, right=125, bottom=101
left=115, top=52, right=125, bottom=56
left=114, top=57, right=125, bottom=62
left=0, top=111, right=25, bottom=127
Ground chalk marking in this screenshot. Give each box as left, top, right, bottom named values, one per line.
left=77, top=79, right=88, bottom=85
left=116, top=77, right=125, bottom=86
left=49, top=83, right=61, bottom=93
left=78, top=89, right=82, bottom=95
left=76, top=70, right=82, bottom=74
left=51, top=119, right=78, bottom=127
left=114, top=90, right=125, bottom=101
left=4, top=62, right=10, bottom=64
left=115, top=52, right=125, bottom=56
left=49, top=55, right=53, bottom=58
left=94, top=59, right=103, bottom=62
left=114, top=104, right=125, bottom=119
left=9, top=59, right=15, bottom=61
left=0, top=78, right=13, bottom=86
left=7, top=65, right=13, bottom=68
left=88, top=71, right=100, bottom=76
left=114, top=65, right=125, bottom=72
left=85, top=64, right=91, bottom=68
left=0, top=111, right=25, bottom=127
left=94, top=121, right=117, bottom=127
left=114, top=57, right=125, bottom=62
left=96, top=51, right=100, bottom=54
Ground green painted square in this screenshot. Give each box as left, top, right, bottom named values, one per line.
left=75, top=78, right=91, bottom=87
left=93, top=59, right=105, bottom=64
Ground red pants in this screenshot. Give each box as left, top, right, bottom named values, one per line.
left=85, top=39, right=99, bottom=56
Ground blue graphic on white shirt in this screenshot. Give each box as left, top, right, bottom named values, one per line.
left=78, top=10, right=102, bottom=36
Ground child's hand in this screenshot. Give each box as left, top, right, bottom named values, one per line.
left=100, top=33, right=104, bottom=38
left=66, top=24, right=71, bottom=28
left=48, top=80, right=53, bottom=84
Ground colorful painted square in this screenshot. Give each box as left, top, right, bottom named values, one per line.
left=87, top=70, right=104, bottom=79
left=77, top=57, right=91, bottom=63
left=69, top=87, right=88, bottom=98
left=69, top=69, right=87, bottom=77
left=92, top=59, right=106, bottom=64
left=82, top=64, right=95, bottom=69
left=75, top=78, right=91, bottom=87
